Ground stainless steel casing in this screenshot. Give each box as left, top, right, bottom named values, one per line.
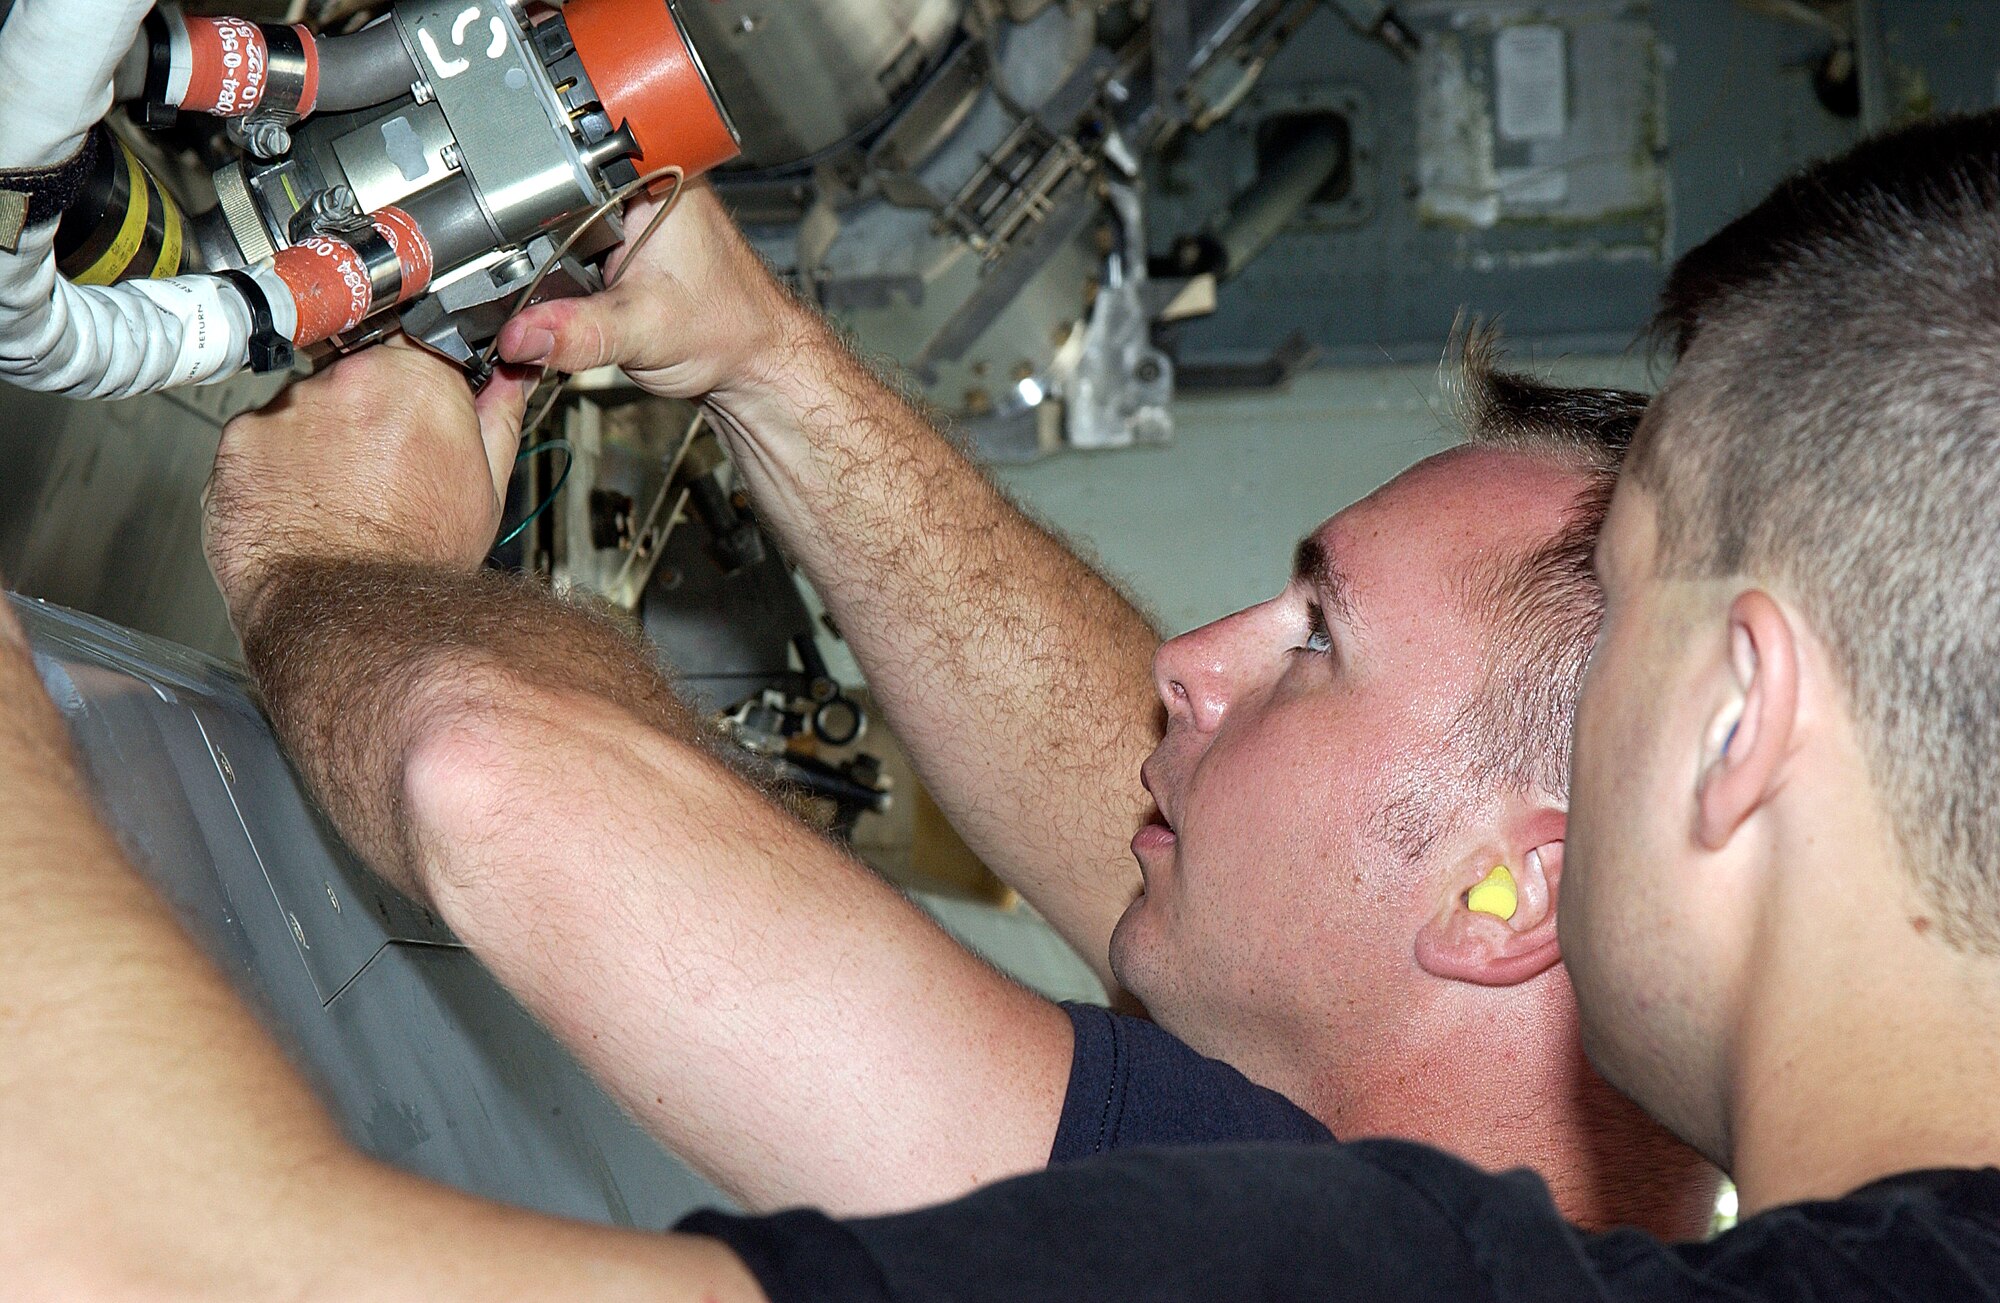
left=673, top=0, right=964, bottom=169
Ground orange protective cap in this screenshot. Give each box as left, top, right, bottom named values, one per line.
left=564, top=0, right=741, bottom=179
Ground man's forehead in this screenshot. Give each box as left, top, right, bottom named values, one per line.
left=1394, top=443, right=1589, bottom=515
left=1290, top=448, right=1595, bottom=612
left=1385, top=447, right=1596, bottom=556
left=1289, top=500, right=1454, bottom=634
left=1289, top=493, right=1501, bottom=680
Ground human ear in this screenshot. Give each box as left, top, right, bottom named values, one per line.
left=1695, top=590, right=1798, bottom=852
left=1415, top=834, right=1564, bottom=988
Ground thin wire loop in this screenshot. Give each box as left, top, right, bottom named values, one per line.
left=495, top=438, right=573, bottom=548
left=484, top=165, right=688, bottom=551
left=478, top=165, right=685, bottom=374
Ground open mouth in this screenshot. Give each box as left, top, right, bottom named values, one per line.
left=1133, top=807, right=1177, bottom=854
left=1136, top=758, right=1178, bottom=853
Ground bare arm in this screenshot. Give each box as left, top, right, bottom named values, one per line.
left=0, top=591, right=760, bottom=1302
left=498, top=187, right=1163, bottom=986
left=207, top=346, right=1074, bottom=1214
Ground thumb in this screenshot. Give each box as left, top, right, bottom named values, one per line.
left=474, top=365, right=537, bottom=502
left=496, top=285, right=653, bottom=376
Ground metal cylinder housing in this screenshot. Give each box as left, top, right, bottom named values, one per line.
left=673, top=0, right=965, bottom=169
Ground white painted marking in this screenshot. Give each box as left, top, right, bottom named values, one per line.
left=418, top=27, right=470, bottom=79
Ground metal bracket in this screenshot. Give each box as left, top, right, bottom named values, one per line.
left=1051, top=180, right=1173, bottom=449
left=936, top=114, right=1091, bottom=261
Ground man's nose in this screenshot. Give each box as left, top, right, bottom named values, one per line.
left=1153, top=607, right=1268, bottom=733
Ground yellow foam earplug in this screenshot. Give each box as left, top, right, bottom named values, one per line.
left=1468, top=865, right=1518, bottom=921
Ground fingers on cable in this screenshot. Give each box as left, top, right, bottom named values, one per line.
left=475, top=365, right=537, bottom=498
left=496, top=307, right=564, bottom=367
left=508, top=290, right=634, bottom=376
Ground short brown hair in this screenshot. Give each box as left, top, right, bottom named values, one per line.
left=1373, top=332, right=1642, bottom=859
left=1449, top=327, right=1645, bottom=805
left=1638, top=110, right=2000, bottom=951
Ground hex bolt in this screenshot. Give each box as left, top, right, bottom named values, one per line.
left=307, top=185, right=360, bottom=231
left=243, top=117, right=293, bottom=160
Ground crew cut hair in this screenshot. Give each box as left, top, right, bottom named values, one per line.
left=1639, top=110, right=2000, bottom=953
left=1448, top=326, right=1644, bottom=804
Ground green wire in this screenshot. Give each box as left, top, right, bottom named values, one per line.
left=495, top=439, right=573, bottom=548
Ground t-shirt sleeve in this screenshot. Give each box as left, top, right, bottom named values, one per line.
left=676, top=1208, right=893, bottom=1302
left=680, top=1149, right=2000, bottom=1303
left=676, top=1140, right=1588, bottom=1303
left=1048, top=1001, right=1333, bottom=1163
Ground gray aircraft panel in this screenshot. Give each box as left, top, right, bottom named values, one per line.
left=18, top=593, right=732, bottom=1229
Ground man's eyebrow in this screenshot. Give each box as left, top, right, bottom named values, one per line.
left=1292, top=535, right=1357, bottom=622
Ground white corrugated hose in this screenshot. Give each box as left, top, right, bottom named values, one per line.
left=0, top=0, right=251, bottom=398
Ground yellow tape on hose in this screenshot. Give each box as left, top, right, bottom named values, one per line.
left=150, top=182, right=185, bottom=279
left=73, top=144, right=149, bottom=286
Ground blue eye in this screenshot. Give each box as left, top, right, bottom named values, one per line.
left=1301, top=602, right=1333, bottom=655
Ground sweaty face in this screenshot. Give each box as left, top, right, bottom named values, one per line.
left=1109, top=447, right=1587, bottom=1103
left=1564, top=483, right=1737, bottom=1165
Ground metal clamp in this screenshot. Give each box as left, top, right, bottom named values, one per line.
left=343, top=221, right=405, bottom=310
left=256, top=25, right=315, bottom=123
left=286, top=185, right=406, bottom=313
left=233, top=24, right=314, bottom=159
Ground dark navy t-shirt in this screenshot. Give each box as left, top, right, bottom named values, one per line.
left=682, top=1145, right=2000, bottom=1302
left=1047, top=1002, right=1332, bottom=1163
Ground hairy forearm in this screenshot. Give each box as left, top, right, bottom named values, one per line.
left=242, top=558, right=1074, bottom=1213
left=241, top=557, right=719, bottom=900
left=710, top=313, right=1162, bottom=982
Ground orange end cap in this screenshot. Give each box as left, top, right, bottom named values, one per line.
left=565, top=0, right=741, bottom=179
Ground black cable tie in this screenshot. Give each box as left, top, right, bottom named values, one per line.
left=216, top=268, right=295, bottom=374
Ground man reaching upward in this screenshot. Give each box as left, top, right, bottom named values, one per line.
left=200, top=279, right=1709, bottom=1230
left=24, top=109, right=2000, bottom=1303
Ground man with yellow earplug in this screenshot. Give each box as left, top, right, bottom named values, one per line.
left=15, top=86, right=2000, bottom=1303
left=186, top=306, right=1721, bottom=1242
